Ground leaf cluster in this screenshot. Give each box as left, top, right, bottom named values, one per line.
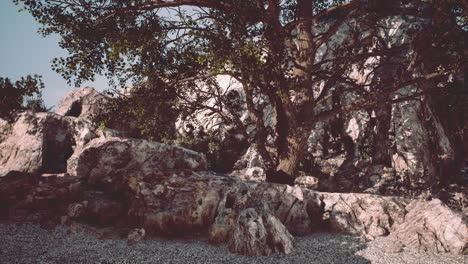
left=0, top=74, right=47, bottom=121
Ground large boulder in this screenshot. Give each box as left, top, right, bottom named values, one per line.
left=321, top=192, right=468, bottom=254
left=55, top=87, right=107, bottom=120
left=0, top=111, right=116, bottom=177
left=228, top=207, right=295, bottom=256
left=66, top=137, right=323, bottom=256
left=390, top=199, right=468, bottom=254
left=1, top=128, right=467, bottom=256
left=67, top=137, right=208, bottom=186
left=0, top=171, right=84, bottom=221
left=321, top=192, right=408, bottom=237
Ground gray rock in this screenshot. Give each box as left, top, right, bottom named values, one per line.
left=127, top=228, right=146, bottom=245
left=55, top=87, right=107, bottom=120
left=321, top=192, right=407, bottom=237
left=0, top=111, right=116, bottom=177
left=321, top=192, right=468, bottom=255
left=67, top=137, right=208, bottom=185
left=390, top=199, right=468, bottom=254
left=228, top=208, right=295, bottom=256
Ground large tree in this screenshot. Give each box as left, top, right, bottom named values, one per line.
left=15, top=0, right=465, bottom=184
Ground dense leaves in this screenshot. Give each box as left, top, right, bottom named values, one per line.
left=0, top=75, right=47, bottom=121
left=93, top=79, right=179, bottom=142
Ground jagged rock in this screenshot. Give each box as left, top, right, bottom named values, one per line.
left=390, top=199, right=468, bottom=254
left=54, top=87, right=140, bottom=137
left=322, top=192, right=468, bottom=254
left=1, top=108, right=466, bottom=256
left=66, top=138, right=324, bottom=255
left=228, top=208, right=295, bottom=256
left=295, top=175, right=320, bottom=190
left=321, top=192, right=408, bottom=238
left=0, top=111, right=117, bottom=177
left=55, top=87, right=107, bottom=120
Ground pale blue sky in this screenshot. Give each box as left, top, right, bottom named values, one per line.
left=0, top=1, right=107, bottom=109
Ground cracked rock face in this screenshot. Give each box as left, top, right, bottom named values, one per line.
left=321, top=192, right=468, bottom=255
left=67, top=137, right=208, bottom=186
left=321, top=192, right=408, bottom=236
left=390, top=199, right=468, bottom=255
left=0, top=112, right=116, bottom=177
left=55, top=87, right=107, bottom=120
left=228, top=208, right=295, bottom=256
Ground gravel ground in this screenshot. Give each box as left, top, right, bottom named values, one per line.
left=0, top=222, right=465, bottom=264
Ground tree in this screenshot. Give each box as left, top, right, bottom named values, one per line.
left=93, top=78, right=179, bottom=142
left=16, top=0, right=465, bottom=184
left=0, top=75, right=47, bottom=121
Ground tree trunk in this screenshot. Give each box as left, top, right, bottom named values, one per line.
left=266, top=129, right=309, bottom=185
left=373, top=106, right=392, bottom=166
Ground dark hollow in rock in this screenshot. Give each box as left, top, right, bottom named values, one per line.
left=42, top=135, right=76, bottom=174
left=65, top=101, right=83, bottom=117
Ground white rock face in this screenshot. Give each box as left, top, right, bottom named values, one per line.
left=55, top=87, right=107, bottom=120
left=0, top=112, right=116, bottom=176
left=390, top=199, right=468, bottom=254
left=228, top=208, right=295, bottom=256
left=67, top=137, right=208, bottom=183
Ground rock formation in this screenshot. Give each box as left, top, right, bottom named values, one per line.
left=0, top=111, right=117, bottom=176
left=0, top=1, right=466, bottom=256
left=55, top=87, right=107, bottom=120
left=1, top=125, right=466, bottom=255
left=174, top=3, right=467, bottom=196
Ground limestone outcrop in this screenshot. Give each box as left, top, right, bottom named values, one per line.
left=55, top=87, right=107, bottom=120
left=390, top=199, right=468, bottom=254
left=0, top=111, right=117, bottom=177
left=0, top=134, right=466, bottom=256
left=67, top=137, right=208, bottom=186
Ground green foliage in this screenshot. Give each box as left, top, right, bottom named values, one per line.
left=359, top=128, right=375, bottom=161
left=423, top=0, right=467, bottom=31
left=92, top=80, right=179, bottom=142
left=168, top=134, right=223, bottom=170
left=0, top=75, right=47, bottom=121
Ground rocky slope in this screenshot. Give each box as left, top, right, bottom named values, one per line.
left=1, top=112, right=466, bottom=255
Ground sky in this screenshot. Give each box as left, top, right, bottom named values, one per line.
left=0, top=1, right=108, bottom=109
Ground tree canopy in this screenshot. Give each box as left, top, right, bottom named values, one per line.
left=0, top=75, right=47, bottom=121
left=15, top=0, right=466, bottom=184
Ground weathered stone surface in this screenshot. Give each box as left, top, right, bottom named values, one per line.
left=55, top=87, right=107, bottom=120
left=321, top=192, right=468, bottom=255
left=67, top=137, right=208, bottom=186
left=1, top=110, right=466, bottom=256
left=0, top=172, right=84, bottom=221
left=67, top=192, right=124, bottom=225
left=0, top=111, right=116, bottom=177
left=390, top=199, right=468, bottom=254
left=228, top=207, right=295, bottom=256
left=321, top=192, right=408, bottom=237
